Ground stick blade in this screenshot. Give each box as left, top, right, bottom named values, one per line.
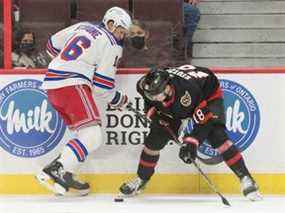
left=221, top=196, right=231, bottom=206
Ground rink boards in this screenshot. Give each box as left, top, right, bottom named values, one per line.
left=0, top=70, right=285, bottom=194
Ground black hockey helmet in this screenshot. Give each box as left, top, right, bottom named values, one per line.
left=141, top=67, right=170, bottom=100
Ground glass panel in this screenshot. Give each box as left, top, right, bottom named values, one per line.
left=12, top=0, right=70, bottom=68
left=8, top=1, right=189, bottom=69
left=119, top=1, right=188, bottom=68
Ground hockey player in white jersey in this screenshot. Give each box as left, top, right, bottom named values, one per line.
left=36, top=7, right=132, bottom=196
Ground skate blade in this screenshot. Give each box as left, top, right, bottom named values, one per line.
left=114, top=193, right=129, bottom=202
left=35, top=172, right=66, bottom=196
left=115, top=190, right=142, bottom=200
left=69, top=188, right=90, bottom=197
left=246, top=191, right=263, bottom=201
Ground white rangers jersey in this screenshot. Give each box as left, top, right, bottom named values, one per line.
left=42, top=22, right=123, bottom=102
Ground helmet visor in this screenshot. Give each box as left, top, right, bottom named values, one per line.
left=144, top=83, right=168, bottom=101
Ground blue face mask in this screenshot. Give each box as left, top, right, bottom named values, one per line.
left=20, top=43, right=35, bottom=53
left=130, top=36, right=145, bottom=49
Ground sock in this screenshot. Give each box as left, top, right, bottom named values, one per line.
left=218, top=140, right=251, bottom=179
left=58, top=138, right=88, bottom=173
left=137, top=150, right=160, bottom=181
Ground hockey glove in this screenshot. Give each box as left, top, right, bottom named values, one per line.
left=179, top=136, right=199, bottom=164
left=109, top=91, right=129, bottom=111
left=192, top=100, right=216, bottom=125
left=145, top=107, right=173, bottom=127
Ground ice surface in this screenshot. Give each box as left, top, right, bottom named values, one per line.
left=0, top=194, right=284, bottom=213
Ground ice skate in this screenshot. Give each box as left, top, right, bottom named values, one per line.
left=35, top=159, right=90, bottom=196
left=241, top=176, right=262, bottom=201
left=119, top=176, right=148, bottom=197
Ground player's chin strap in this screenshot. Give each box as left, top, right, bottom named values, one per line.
left=126, top=102, right=231, bottom=207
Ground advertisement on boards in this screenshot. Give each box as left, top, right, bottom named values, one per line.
left=0, top=73, right=284, bottom=174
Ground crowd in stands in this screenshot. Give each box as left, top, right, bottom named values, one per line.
left=0, top=0, right=201, bottom=69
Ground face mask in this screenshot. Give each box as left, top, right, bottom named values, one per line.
left=20, top=43, right=35, bottom=53
left=130, top=36, right=145, bottom=50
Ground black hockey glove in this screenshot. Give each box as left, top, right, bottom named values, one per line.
left=179, top=136, right=199, bottom=164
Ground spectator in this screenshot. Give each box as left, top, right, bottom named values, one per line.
left=120, top=20, right=174, bottom=67
left=121, top=1, right=201, bottom=67
left=12, top=30, right=51, bottom=68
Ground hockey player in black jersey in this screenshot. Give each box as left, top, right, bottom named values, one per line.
left=119, top=65, right=262, bottom=201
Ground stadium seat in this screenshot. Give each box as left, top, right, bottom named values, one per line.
left=77, top=0, right=129, bottom=22
left=20, top=0, right=70, bottom=24
left=133, top=0, right=183, bottom=24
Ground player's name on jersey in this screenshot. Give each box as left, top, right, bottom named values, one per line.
left=167, top=68, right=209, bottom=80
left=167, top=68, right=192, bottom=80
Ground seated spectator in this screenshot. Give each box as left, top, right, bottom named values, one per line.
left=121, top=1, right=200, bottom=67
left=120, top=20, right=175, bottom=68
left=12, top=30, right=51, bottom=68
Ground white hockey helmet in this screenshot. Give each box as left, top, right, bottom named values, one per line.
left=102, top=7, right=132, bottom=31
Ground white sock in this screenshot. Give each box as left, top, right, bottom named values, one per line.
left=58, top=145, right=80, bottom=173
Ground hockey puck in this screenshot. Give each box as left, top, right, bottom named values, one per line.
left=114, top=198, right=124, bottom=202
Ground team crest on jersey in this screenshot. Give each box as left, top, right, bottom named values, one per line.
left=184, top=79, right=260, bottom=164
left=180, top=91, right=192, bottom=107
left=0, top=79, right=66, bottom=158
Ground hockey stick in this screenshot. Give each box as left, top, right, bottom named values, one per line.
left=126, top=103, right=231, bottom=206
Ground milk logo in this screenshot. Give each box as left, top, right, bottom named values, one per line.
left=186, top=79, right=260, bottom=164
left=0, top=79, right=66, bottom=158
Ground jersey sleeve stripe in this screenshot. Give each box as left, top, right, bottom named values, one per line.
left=92, top=72, right=115, bottom=89
left=46, top=44, right=58, bottom=57
left=94, top=72, right=114, bottom=82
left=93, top=76, right=114, bottom=88
left=46, top=38, right=60, bottom=56
left=93, top=82, right=114, bottom=90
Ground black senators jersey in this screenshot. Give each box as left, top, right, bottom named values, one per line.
left=137, top=65, right=221, bottom=120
